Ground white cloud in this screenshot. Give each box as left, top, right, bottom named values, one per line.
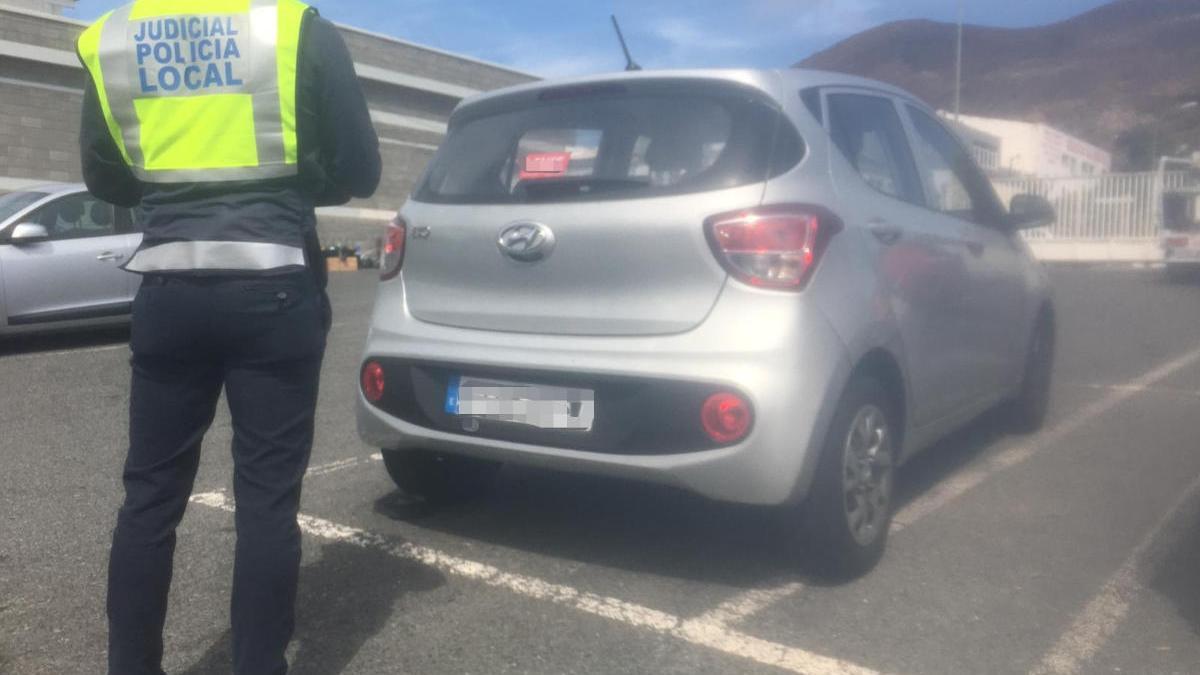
left=651, top=18, right=751, bottom=52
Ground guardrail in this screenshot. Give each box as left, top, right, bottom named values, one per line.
left=992, top=171, right=1190, bottom=241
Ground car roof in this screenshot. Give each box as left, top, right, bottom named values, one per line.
left=12, top=182, right=86, bottom=196
left=456, top=68, right=921, bottom=114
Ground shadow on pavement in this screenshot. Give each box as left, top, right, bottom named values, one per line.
left=1162, top=266, right=1200, bottom=286
left=374, top=470, right=793, bottom=588
left=0, top=325, right=129, bottom=358
left=893, top=407, right=1012, bottom=513
left=1149, top=493, right=1200, bottom=639
left=180, top=540, right=444, bottom=675
left=369, top=408, right=1013, bottom=589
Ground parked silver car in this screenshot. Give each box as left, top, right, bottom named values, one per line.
left=357, top=69, right=1057, bottom=575
left=0, top=183, right=141, bottom=335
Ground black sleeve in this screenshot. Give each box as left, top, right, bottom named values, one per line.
left=79, top=72, right=141, bottom=208
left=302, top=16, right=382, bottom=205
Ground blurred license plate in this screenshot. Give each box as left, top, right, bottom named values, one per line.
left=445, top=376, right=595, bottom=431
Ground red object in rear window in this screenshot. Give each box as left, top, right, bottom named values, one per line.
left=705, top=205, right=842, bottom=290
left=519, top=152, right=572, bottom=181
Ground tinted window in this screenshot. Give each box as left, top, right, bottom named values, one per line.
left=416, top=85, right=803, bottom=204
left=0, top=191, right=47, bottom=226
left=827, top=94, right=922, bottom=203
left=906, top=106, right=1005, bottom=226
left=27, top=193, right=117, bottom=240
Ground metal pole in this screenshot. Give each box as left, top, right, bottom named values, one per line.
left=954, top=0, right=963, bottom=120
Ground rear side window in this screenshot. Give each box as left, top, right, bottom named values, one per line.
left=0, top=191, right=47, bottom=226
left=27, top=193, right=117, bottom=240
left=826, top=93, right=922, bottom=204
left=416, top=83, right=803, bottom=204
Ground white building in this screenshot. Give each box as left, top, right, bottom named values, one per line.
left=950, top=113, right=1112, bottom=177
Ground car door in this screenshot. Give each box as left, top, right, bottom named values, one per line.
left=116, top=206, right=144, bottom=300
left=0, top=191, right=137, bottom=327
left=822, top=90, right=978, bottom=426
left=900, top=105, right=1027, bottom=401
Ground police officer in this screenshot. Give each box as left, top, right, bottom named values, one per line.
left=76, top=1, right=380, bottom=673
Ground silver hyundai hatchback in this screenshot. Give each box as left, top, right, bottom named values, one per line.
left=357, top=69, right=1056, bottom=575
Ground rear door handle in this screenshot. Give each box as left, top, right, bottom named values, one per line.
left=97, top=251, right=124, bottom=262
left=869, top=221, right=903, bottom=245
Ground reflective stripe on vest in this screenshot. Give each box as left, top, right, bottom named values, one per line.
left=124, top=240, right=307, bottom=272
left=77, top=0, right=310, bottom=184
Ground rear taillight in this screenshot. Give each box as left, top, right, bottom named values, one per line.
left=380, top=217, right=407, bottom=281
left=701, top=392, right=753, bottom=444
left=1166, top=236, right=1189, bottom=248
left=705, top=205, right=841, bottom=290
left=362, top=361, right=385, bottom=403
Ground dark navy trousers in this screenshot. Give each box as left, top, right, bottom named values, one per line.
left=107, top=272, right=328, bottom=675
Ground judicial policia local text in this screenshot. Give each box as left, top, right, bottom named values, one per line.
left=133, top=16, right=246, bottom=93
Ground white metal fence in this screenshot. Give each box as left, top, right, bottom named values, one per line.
left=992, top=171, right=1191, bottom=240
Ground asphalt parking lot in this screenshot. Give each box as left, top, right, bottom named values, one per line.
left=2, top=264, right=1199, bottom=675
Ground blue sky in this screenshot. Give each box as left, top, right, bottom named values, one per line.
left=69, top=0, right=1115, bottom=78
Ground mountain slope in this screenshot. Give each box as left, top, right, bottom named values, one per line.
left=796, top=0, right=1200, bottom=170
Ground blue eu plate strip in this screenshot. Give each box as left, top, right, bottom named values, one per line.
left=444, top=376, right=461, bottom=414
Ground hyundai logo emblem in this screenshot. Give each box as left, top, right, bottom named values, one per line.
left=497, top=222, right=556, bottom=262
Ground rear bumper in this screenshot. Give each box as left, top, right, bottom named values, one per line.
left=356, top=278, right=852, bottom=505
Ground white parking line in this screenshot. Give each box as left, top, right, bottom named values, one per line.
left=1029, top=471, right=1200, bottom=675
left=189, top=491, right=880, bottom=675
left=305, top=452, right=382, bottom=478
left=1068, top=382, right=1200, bottom=399
left=895, top=343, right=1200, bottom=529
left=705, top=343, right=1200, bottom=628
left=690, top=582, right=808, bottom=628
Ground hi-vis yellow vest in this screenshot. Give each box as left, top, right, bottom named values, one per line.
left=77, top=0, right=311, bottom=184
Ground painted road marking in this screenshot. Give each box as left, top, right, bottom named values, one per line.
left=706, top=343, right=1200, bottom=628
left=305, top=452, right=383, bottom=478
left=1068, top=382, right=1200, bottom=399
left=1029, top=471, right=1200, bottom=675
left=691, top=582, right=808, bottom=629
left=190, top=491, right=881, bottom=675
left=895, top=343, right=1200, bottom=529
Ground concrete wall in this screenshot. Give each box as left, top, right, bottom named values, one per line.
left=2, top=0, right=74, bottom=15
left=0, top=3, right=537, bottom=246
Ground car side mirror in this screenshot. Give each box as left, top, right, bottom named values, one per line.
left=1009, top=194, right=1056, bottom=230
left=9, top=223, right=50, bottom=244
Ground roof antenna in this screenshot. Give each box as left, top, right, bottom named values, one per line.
left=610, top=15, right=642, bottom=71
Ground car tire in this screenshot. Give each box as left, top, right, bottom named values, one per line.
left=382, top=449, right=500, bottom=505
left=1007, top=313, right=1055, bottom=433
left=795, top=375, right=897, bottom=580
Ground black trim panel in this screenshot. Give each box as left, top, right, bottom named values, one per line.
left=361, top=357, right=756, bottom=455
left=8, top=301, right=133, bottom=326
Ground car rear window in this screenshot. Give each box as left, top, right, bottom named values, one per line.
left=415, top=81, right=803, bottom=204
